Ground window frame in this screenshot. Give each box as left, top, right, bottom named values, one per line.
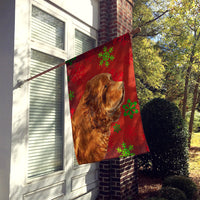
left=26, top=2, right=67, bottom=183
left=25, top=0, right=98, bottom=183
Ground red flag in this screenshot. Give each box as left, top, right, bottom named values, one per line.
left=67, top=33, right=149, bottom=164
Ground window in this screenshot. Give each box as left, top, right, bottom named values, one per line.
left=31, top=6, right=65, bottom=50
left=73, top=29, right=96, bottom=166
left=75, top=29, right=96, bottom=55
left=28, top=6, right=65, bottom=178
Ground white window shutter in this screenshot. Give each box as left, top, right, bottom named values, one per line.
left=28, top=50, right=64, bottom=178
left=28, top=6, right=65, bottom=178
left=32, top=6, right=65, bottom=50
left=75, top=29, right=96, bottom=56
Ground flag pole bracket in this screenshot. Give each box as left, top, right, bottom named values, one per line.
left=13, top=80, right=26, bottom=89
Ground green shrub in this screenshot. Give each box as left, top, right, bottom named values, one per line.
left=141, top=98, right=189, bottom=177
left=159, top=186, right=187, bottom=200
left=163, top=175, right=198, bottom=200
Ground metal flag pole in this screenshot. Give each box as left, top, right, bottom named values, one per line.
left=15, top=61, right=66, bottom=88
left=15, top=28, right=141, bottom=89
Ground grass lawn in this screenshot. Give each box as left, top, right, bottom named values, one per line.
left=189, top=132, right=200, bottom=190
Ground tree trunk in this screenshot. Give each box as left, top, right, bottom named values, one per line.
left=182, top=65, right=192, bottom=119
left=182, top=32, right=199, bottom=119
left=196, top=91, right=200, bottom=106
left=188, top=74, right=200, bottom=148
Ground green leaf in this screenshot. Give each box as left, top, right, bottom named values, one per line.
left=122, top=142, right=126, bottom=148
left=110, top=55, right=115, bottom=61
left=124, top=112, right=128, bottom=116
left=127, top=99, right=131, bottom=103
left=103, top=46, right=107, bottom=52
left=105, top=61, right=109, bottom=67
left=129, top=145, right=133, bottom=150
left=116, top=147, right=122, bottom=153
left=99, top=60, right=103, bottom=66
left=109, top=47, right=113, bottom=53
left=135, top=109, right=139, bottom=114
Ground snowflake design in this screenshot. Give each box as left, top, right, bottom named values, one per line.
left=66, top=57, right=76, bottom=66
left=113, top=123, right=121, bottom=133
left=69, top=91, right=74, bottom=101
left=123, top=99, right=138, bottom=119
left=98, top=46, right=115, bottom=67
left=116, top=142, right=135, bottom=158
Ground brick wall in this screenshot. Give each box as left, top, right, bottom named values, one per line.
left=97, top=157, right=138, bottom=200
left=97, top=1, right=139, bottom=199
left=98, top=0, right=133, bottom=45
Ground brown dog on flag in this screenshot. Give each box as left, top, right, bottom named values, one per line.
left=72, top=73, right=125, bottom=164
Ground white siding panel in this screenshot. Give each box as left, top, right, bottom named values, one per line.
left=24, top=181, right=65, bottom=200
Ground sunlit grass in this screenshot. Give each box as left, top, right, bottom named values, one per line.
left=191, top=132, right=200, bottom=147
left=189, top=132, right=200, bottom=189
left=189, top=133, right=200, bottom=172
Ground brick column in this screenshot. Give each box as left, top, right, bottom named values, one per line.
left=97, top=157, right=138, bottom=200
left=98, top=0, right=134, bottom=45
left=97, top=1, right=139, bottom=200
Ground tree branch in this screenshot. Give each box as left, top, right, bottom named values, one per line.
left=135, top=75, right=166, bottom=94
left=140, top=10, right=169, bottom=27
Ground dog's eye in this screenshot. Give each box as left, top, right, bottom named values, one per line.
left=105, top=85, right=107, bottom=88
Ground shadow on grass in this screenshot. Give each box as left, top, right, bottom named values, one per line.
left=190, top=147, right=200, bottom=152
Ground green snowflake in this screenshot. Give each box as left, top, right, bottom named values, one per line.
left=122, top=99, right=139, bottom=119
left=69, top=90, right=74, bottom=101
left=65, top=57, right=76, bottom=66
left=113, top=123, right=121, bottom=133
left=98, top=46, right=115, bottom=67
left=116, top=142, right=135, bottom=158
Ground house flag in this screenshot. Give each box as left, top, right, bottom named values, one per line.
left=67, top=33, right=149, bottom=164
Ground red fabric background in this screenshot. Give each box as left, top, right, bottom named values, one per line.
left=67, top=33, right=149, bottom=161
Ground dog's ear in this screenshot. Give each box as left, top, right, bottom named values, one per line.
left=84, top=81, right=93, bottom=103
left=84, top=81, right=102, bottom=112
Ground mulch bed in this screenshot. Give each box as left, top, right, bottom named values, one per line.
left=135, top=147, right=200, bottom=200
left=137, top=172, right=162, bottom=200
left=136, top=172, right=200, bottom=200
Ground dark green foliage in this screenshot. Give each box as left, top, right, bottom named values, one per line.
left=137, top=153, right=153, bottom=174
left=159, top=187, right=187, bottom=200
left=140, top=98, right=189, bottom=177
left=163, top=176, right=198, bottom=200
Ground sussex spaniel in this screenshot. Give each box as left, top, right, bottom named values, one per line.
left=72, top=73, right=125, bottom=164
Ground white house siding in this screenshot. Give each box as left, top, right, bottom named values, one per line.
left=48, top=0, right=99, bottom=30
left=0, top=0, right=100, bottom=199
left=0, top=0, right=15, bottom=199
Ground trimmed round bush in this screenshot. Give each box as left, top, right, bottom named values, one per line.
left=163, top=175, right=198, bottom=200
left=141, top=98, right=189, bottom=177
left=159, top=186, right=187, bottom=200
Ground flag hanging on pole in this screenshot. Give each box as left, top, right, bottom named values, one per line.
left=67, top=33, right=149, bottom=164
